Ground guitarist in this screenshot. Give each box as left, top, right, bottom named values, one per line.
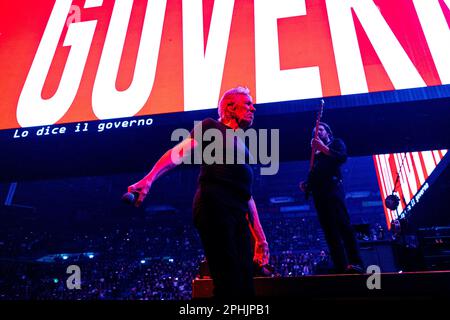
left=299, top=122, right=364, bottom=274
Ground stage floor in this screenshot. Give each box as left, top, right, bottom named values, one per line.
left=192, top=270, right=450, bottom=300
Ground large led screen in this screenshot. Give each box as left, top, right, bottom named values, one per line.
left=1, top=0, right=450, bottom=130
left=374, top=149, right=448, bottom=229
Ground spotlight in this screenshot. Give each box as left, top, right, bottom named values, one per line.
left=385, top=194, right=400, bottom=210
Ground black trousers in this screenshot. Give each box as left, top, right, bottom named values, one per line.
left=193, top=187, right=254, bottom=299
left=312, top=185, right=363, bottom=273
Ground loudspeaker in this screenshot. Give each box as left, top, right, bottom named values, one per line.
left=359, top=240, right=398, bottom=272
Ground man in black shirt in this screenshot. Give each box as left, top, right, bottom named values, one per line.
left=300, top=122, right=363, bottom=274
left=128, top=87, right=269, bottom=298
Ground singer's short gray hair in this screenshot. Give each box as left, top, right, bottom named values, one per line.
left=218, top=86, right=252, bottom=121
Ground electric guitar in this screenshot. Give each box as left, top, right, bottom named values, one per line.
left=305, top=99, right=324, bottom=200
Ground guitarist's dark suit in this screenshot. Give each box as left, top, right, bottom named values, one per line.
left=305, top=138, right=364, bottom=273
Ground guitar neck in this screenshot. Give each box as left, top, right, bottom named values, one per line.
left=309, top=102, right=324, bottom=171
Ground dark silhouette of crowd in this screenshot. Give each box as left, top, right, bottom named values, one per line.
left=0, top=213, right=360, bottom=300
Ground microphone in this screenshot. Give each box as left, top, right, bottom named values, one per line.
left=121, top=191, right=139, bottom=205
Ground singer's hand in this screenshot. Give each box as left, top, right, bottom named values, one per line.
left=128, top=179, right=152, bottom=207
left=254, top=241, right=270, bottom=266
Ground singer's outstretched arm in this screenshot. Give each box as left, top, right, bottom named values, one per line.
left=128, top=138, right=198, bottom=207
